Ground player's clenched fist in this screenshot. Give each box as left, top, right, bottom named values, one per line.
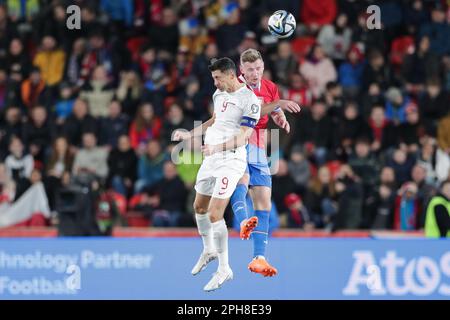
left=172, top=130, right=192, bottom=141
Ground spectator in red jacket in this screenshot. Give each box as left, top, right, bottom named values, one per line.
left=129, top=103, right=162, bottom=155
left=300, top=0, right=337, bottom=31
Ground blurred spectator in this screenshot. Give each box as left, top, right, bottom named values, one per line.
left=360, top=83, right=385, bottom=120
left=167, top=47, right=192, bottom=94
left=361, top=49, right=394, bottom=91
left=300, top=0, right=337, bottom=30
left=107, top=135, right=137, bottom=197
left=401, top=36, right=440, bottom=94
left=393, top=182, right=421, bottom=231
left=282, top=73, right=312, bottom=109
left=369, top=182, right=396, bottom=230
left=387, top=148, right=415, bottom=186
left=116, top=70, right=142, bottom=118
left=179, top=18, right=209, bottom=59
left=72, top=132, right=109, bottom=180
left=100, top=0, right=134, bottom=27
left=80, top=65, right=115, bottom=118
left=215, top=3, right=246, bottom=56
left=6, top=38, right=31, bottom=80
left=292, top=100, right=332, bottom=165
left=0, top=106, right=22, bottom=159
left=287, top=145, right=310, bottom=195
left=424, top=180, right=450, bottom=238
left=33, top=35, right=66, bottom=87
left=153, top=161, right=188, bottom=227
left=5, top=136, right=33, bottom=181
left=299, top=44, right=337, bottom=98
left=411, top=163, right=436, bottom=221
left=129, top=103, right=162, bottom=155
left=284, top=193, right=314, bottom=230
left=367, top=105, right=396, bottom=153
left=135, top=139, right=167, bottom=193
left=272, top=158, right=297, bottom=215
left=22, top=106, right=54, bottom=163
left=64, top=38, right=87, bottom=87
left=270, top=41, right=298, bottom=88
left=44, top=136, right=74, bottom=210
left=317, top=13, right=352, bottom=64
left=161, top=103, right=192, bottom=146
left=148, top=7, right=179, bottom=56
left=63, top=98, right=98, bottom=148
left=335, top=102, right=371, bottom=160
left=348, top=137, right=380, bottom=193
left=384, top=87, right=412, bottom=125
left=418, top=4, right=450, bottom=55
left=397, top=103, right=422, bottom=154
left=138, top=45, right=169, bottom=114
left=403, top=0, right=430, bottom=36
left=419, top=79, right=448, bottom=136
left=99, top=100, right=129, bottom=147
left=54, top=82, right=75, bottom=123
left=338, top=43, right=365, bottom=98
left=324, top=81, right=345, bottom=120
left=191, top=42, right=218, bottom=98
left=20, top=66, right=47, bottom=110
left=333, top=164, right=364, bottom=230
left=304, top=165, right=337, bottom=228
left=80, top=31, right=114, bottom=82
left=4, top=136, right=32, bottom=199
left=178, top=77, right=207, bottom=121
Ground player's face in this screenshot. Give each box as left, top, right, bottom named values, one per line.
left=211, top=70, right=232, bottom=91
left=240, top=59, right=264, bottom=87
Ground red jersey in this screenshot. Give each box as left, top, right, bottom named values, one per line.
left=238, top=75, right=280, bottom=148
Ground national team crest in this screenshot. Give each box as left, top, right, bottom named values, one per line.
left=251, top=104, right=259, bottom=114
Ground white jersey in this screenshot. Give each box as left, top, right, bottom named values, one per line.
left=204, top=84, right=261, bottom=159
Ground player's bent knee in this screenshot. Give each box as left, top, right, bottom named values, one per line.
left=193, top=202, right=208, bottom=214
left=252, top=186, right=272, bottom=211
left=238, top=173, right=250, bottom=186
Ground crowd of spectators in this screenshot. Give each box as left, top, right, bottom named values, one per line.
left=0, top=0, right=449, bottom=232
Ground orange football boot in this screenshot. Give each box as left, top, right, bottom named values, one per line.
left=240, top=216, right=258, bottom=240
left=248, top=257, right=278, bottom=277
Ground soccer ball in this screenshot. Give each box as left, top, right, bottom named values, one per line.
left=267, top=10, right=296, bottom=39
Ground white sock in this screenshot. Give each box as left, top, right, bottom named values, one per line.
left=195, top=213, right=215, bottom=253
left=212, top=219, right=229, bottom=272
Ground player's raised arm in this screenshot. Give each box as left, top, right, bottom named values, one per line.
left=202, top=125, right=254, bottom=156
left=173, top=113, right=216, bottom=141
left=261, top=99, right=301, bottom=116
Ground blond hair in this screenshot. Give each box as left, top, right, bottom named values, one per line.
left=240, top=48, right=263, bottom=64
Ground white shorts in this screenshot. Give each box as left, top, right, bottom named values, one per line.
left=194, top=151, right=247, bottom=199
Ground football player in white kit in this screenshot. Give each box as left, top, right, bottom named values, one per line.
left=173, top=57, right=261, bottom=291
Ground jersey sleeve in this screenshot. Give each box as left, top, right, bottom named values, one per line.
left=240, top=91, right=261, bottom=128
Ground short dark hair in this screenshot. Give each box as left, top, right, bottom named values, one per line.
left=208, top=57, right=236, bottom=74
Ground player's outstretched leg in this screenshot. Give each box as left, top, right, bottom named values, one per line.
left=204, top=219, right=233, bottom=291
left=204, top=197, right=233, bottom=292
left=248, top=187, right=277, bottom=277
left=192, top=194, right=217, bottom=275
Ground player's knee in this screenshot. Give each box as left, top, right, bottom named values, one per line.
left=193, top=202, right=208, bottom=214
left=238, top=174, right=249, bottom=186
left=253, top=188, right=272, bottom=211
